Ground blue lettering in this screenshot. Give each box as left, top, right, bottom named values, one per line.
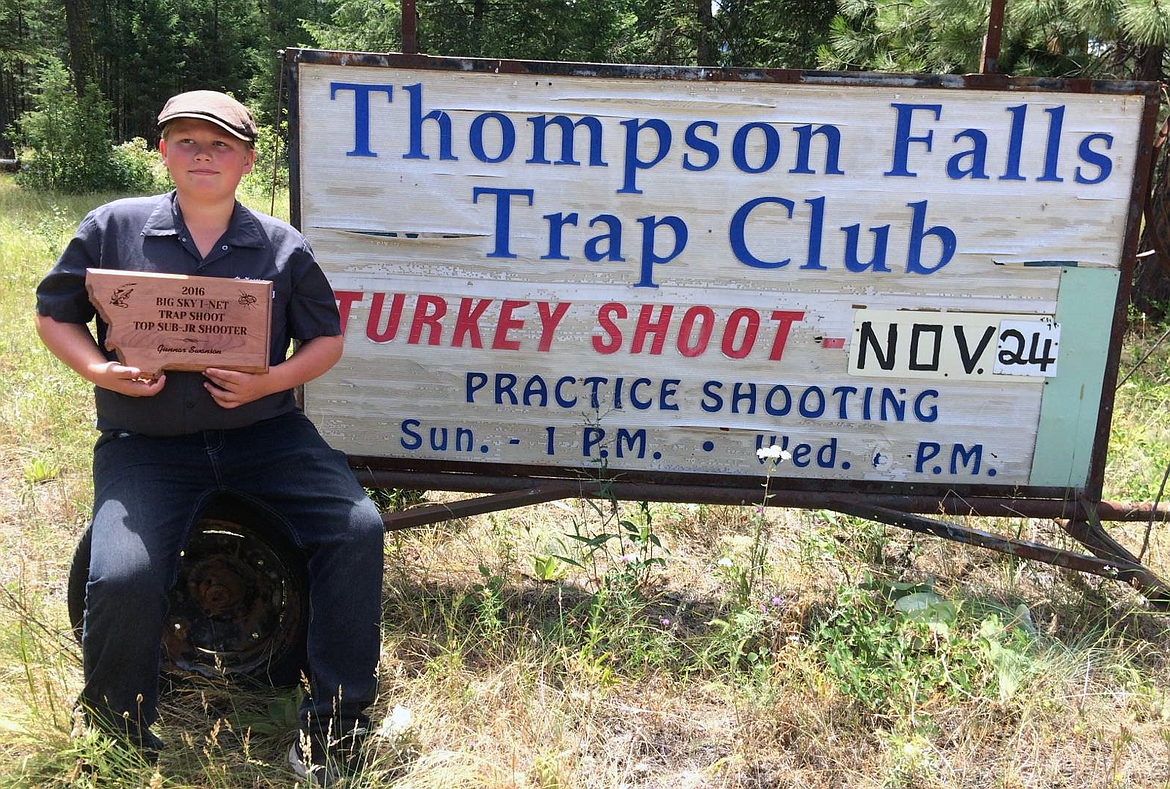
left=880, top=388, right=906, bottom=422
left=800, top=196, right=827, bottom=270
left=583, top=427, right=605, bottom=457
left=701, top=380, right=724, bottom=412
left=798, top=386, right=825, bottom=418
left=401, top=418, right=422, bottom=450
left=615, top=429, right=647, bottom=459
left=636, top=215, right=688, bottom=288
left=472, top=187, right=534, bottom=258
left=732, top=122, right=780, bottom=173
left=527, top=115, right=606, bottom=166
left=885, top=103, right=942, bottom=177
left=832, top=386, right=857, bottom=419
left=619, top=118, right=671, bottom=194
left=660, top=379, right=680, bottom=411
left=469, top=111, right=516, bottom=163
left=951, top=443, right=983, bottom=474
left=1076, top=133, right=1114, bottom=184
left=542, top=212, right=578, bottom=260
left=403, top=83, right=457, bottom=161
left=842, top=223, right=891, bottom=272
left=329, top=82, right=393, bottom=157
left=630, top=378, right=653, bottom=410
left=583, top=376, right=606, bottom=409
left=683, top=121, right=719, bottom=171
left=585, top=214, right=624, bottom=262
left=1037, top=106, right=1065, bottom=183
left=905, top=200, right=956, bottom=275
left=466, top=372, right=488, bottom=402
left=522, top=375, right=548, bottom=406
left=730, top=196, right=795, bottom=269
left=555, top=376, right=577, bottom=408
left=731, top=382, right=757, bottom=414
left=791, top=443, right=811, bottom=467
left=915, top=441, right=941, bottom=473
left=914, top=389, right=938, bottom=422
left=790, top=124, right=844, bottom=175
left=1000, top=104, right=1027, bottom=181
left=764, top=384, right=791, bottom=416
left=947, top=129, right=989, bottom=180
left=495, top=373, right=518, bottom=405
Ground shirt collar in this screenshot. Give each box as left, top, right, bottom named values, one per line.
left=140, top=190, right=266, bottom=249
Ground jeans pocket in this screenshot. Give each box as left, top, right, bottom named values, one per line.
left=93, top=430, right=134, bottom=452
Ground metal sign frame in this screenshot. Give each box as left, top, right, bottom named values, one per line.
left=283, top=47, right=1170, bottom=601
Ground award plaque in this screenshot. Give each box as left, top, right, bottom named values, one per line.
left=85, top=269, right=272, bottom=375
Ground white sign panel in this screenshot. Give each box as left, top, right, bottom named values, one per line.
left=295, top=57, right=1145, bottom=489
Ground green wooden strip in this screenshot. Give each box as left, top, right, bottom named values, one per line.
left=1029, top=267, right=1120, bottom=488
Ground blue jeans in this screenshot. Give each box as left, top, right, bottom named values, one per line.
left=82, top=411, right=384, bottom=742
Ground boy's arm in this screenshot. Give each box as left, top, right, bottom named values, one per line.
left=35, top=313, right=166, bottom=397
left=201, top=334, right=343, bottom=409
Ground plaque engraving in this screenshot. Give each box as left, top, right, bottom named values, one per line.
left=85, top=269, right=272, bottom=375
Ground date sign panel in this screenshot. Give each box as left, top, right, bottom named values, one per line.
left=86, top=269, right=272, bottom=375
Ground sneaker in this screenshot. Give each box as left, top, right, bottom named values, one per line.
left=289, top=730, right=365, bottom=788
left=73, top=705, right=163, bottom=765
left=289, top=741, right=342, bottom=787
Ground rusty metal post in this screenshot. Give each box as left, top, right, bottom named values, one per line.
left=980, top=0, right=1006, bottom=74
left=402, top=0, right=418, bottom=55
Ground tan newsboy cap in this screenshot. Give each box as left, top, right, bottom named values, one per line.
left=158, top=90, right=258, bottom=142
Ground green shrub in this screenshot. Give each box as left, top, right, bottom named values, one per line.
left=110, top=138, right=171, bottom=194
left=810, top=580, right=1042, bottom=716
left=240, top=124, right=289, bottom=198
left=14, top=60, right=118, bottom=193
left=14, top=60, right=177, bottom=195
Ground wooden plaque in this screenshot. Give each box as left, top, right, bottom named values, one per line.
left=85, top=269, right=272, bottom=375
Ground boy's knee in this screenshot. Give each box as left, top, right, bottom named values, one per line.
left=87, top=559, right=168, bottom=609
left=353, top=499, right=384, bottom=545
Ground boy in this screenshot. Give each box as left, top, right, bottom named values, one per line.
left=34, top=90, right=384, bottom=785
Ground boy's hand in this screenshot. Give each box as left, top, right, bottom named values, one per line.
left=90, top=362, right=166, bottom=397
left=202, top=368, right=274, bottom=409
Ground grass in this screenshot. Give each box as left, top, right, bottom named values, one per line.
left=2, top=172, right=1170, bottom=787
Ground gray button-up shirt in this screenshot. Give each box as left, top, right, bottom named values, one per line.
left=36, top=192, right=342, bottom=436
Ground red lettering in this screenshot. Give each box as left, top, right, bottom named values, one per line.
left=631, top=304, right=673, bottom=355
left=721, top=307, right=759, bottom=359
left=492, top=300, right=529, bottom=350
left=768, top=310, right=804, bottom=361
left=453, top=298, right=492, bottom=348
left=408, top=295, right=447, bottom=345
left=335, top=291, right=364, bottom=335
left=593, top=303, right=626, bottom=354
left=536, top=302, right=571, bottom=352
left=366, top=292, right=405, bottom=343
left=677, top=305, right=714, bottom=358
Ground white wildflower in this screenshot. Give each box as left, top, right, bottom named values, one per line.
left=377, top=704, right=414, bottom=739
left=756, top=444, right=792, bottom=461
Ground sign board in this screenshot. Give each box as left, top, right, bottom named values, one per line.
left=86, top=269, right=272, bottom=375
left=288, top=50, right=1156, bottom=504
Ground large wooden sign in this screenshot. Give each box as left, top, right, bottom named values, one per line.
left=86, top=270, right=272, bottom=375
left=288, top=50, right=1156, bottom=502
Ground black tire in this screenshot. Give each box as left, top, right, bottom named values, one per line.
left=68, top=496, right=309, bottom=687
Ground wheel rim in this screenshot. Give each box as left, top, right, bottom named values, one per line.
left=162, top=518, right=305, bottom=680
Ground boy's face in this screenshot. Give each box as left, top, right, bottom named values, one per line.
left=159, top=118, right=255, bottom=203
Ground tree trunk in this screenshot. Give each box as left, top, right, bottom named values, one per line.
left=64, top=0, right=97, bottom=95
left=472, top=0, right=486, bottom=57
left=696, top=0, right=716, bottom=65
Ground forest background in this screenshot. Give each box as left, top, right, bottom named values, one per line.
left=6, top=0, right=1170, bottom=309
